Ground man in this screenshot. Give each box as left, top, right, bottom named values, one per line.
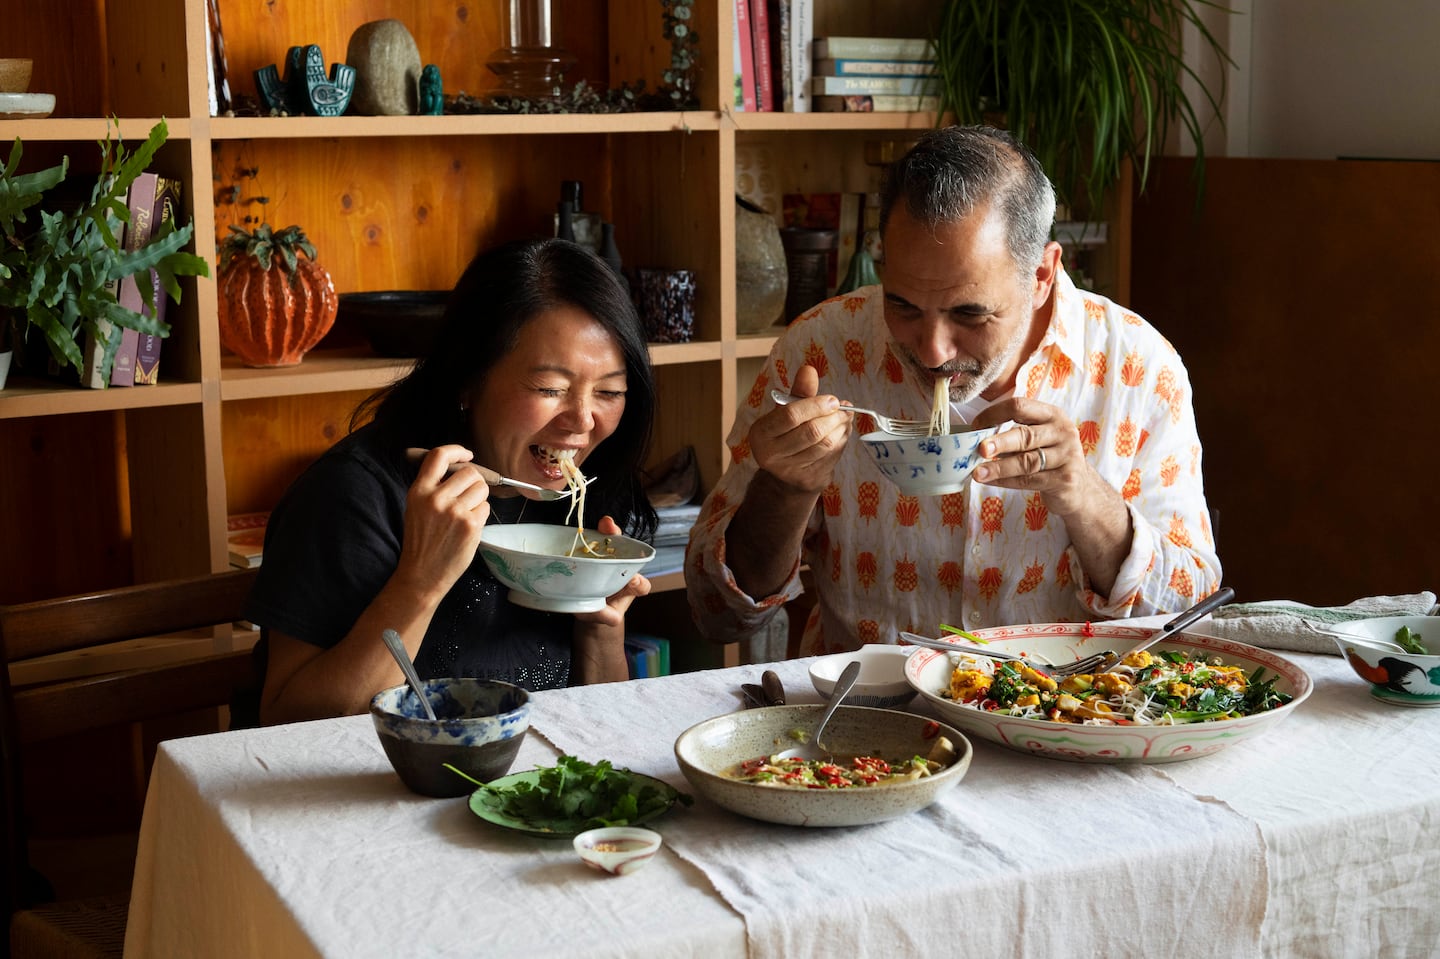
left=687, top=125, right=1220, bottom=655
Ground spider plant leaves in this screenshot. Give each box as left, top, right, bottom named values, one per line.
left=932, top=0, right=1234, bottom=215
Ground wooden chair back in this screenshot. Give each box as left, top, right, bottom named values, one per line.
left=0, top=567, right=260, bottom=955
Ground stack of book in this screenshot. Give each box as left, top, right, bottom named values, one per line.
left=733, top=0, right=815, bottom=113
left=648, top=501, right=701, bottom=577
left=624, top=633, right=672, bottom=679
left=227, top=511, right=270, bottom=568
left=811, top=36, right=939, bottom=113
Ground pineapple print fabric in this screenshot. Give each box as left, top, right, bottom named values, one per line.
left=687, top=273, right=1220, bottom=655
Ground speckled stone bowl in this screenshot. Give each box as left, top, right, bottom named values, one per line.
left=370, top=678, right=530, bottom=797
left=674, top=705, right=972, bottom=827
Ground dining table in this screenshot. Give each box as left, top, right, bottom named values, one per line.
left=122, top=611, right=1440, bottom=959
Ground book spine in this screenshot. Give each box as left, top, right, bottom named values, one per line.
left=109, top=171, right=160, bottom=388
left=774, top=0, right=792, bottom=112
left=815, top=58, right=937, bottom=76
left=734, top=0, right=757, bottom=111
left=750, top=0, right=775, bottom=111
left=135, top=175, right=182, bottom=384
left=813, top=36, right=934, bottom=60
left=789, top=0, right=813, bottom=113
left=811, top=74, right=938, bottom=96
left=814, top=94, right=940, bottom=112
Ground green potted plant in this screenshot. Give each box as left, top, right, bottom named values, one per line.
left=0, top=119, right=210, bottom=388
left=929, top=0, right=1232, bottom=215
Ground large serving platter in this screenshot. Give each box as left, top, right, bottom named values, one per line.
left=904, top=623, right=1313, bottom=764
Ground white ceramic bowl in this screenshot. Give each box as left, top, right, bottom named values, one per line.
left=369, top=677, right=530, bottom=797
left=1323, top=615, right=1440, bottom=707
left=809, top=645, right=916, bottom=708
left=573, top=826, right=663, bottom=876
left=674, top=704, right=972, bottom=827
left=860, top=424, right=1007, bottom=496
left=903, top=623, right=1312, bottom=763
left=478, top=522, right=655, bottom=613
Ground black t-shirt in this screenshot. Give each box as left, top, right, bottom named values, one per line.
left=244, top=422, right=576, bottom=692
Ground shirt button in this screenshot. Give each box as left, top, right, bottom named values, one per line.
left=971, top=544, right=981, bottom=556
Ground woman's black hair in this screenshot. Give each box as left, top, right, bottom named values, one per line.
left=354, top=238, right=658, bottom=541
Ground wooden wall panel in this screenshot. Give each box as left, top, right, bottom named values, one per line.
left=220, top=391, right=373, bottom=514
left=1131, top=157, right=1440, bottom=606
left=212, top=135, right=615, bottom=294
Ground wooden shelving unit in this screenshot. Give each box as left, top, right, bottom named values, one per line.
left=2, top=1, right=1127, bottom=630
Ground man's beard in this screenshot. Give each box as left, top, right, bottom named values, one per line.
left=898, top=316, right=1031, bottom=404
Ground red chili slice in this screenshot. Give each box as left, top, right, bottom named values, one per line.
left=922, top=720, right=940, bottom=739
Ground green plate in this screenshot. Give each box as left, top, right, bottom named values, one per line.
left=467, top=768, right=682, bottom=839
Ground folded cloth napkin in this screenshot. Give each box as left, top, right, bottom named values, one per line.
left=1206, top=592, right=1438, bottom=655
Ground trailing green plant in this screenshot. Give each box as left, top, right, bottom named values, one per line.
left=0, top=119, right=210, bottom=382
left=930, top=0, right=1233, bottom=215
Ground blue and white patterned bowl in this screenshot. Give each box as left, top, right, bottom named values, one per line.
left=370, top=678, right=530, bottom=797
left=479, top=522, right=656, bottom=614
left=860, top=424, right=1007, bottom=496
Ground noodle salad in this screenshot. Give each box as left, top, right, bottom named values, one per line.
left=941, top=648, right=1293, bottom=726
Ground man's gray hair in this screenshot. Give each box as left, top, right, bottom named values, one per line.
left=879, top=125, right=1056, bottom=276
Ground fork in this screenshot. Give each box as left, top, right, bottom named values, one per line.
left=403, top=447, right=593, bottom=502
left=898, top=631, right=1110, bottom=678
left=770, top=389, right=934, bottom=438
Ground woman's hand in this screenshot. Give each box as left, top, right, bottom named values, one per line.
left=571, top=515, right=648, bottom=683
left=392, top=444, right=492, bottom=605
left=574, top=515, right=652, bottom=630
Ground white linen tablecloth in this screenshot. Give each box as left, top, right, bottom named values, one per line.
left=125, top=620, right=1440, bottom=959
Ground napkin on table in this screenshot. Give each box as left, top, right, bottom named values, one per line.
left=1206, top=591, right=1438, bottom=655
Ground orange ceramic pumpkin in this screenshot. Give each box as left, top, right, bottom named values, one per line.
left=217, top=224, right=337, bottom=367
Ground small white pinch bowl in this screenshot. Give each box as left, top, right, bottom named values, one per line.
left=573, top=826, right=662, bottom=876
left=861, top=424, right=1007, bottom=496
left=479, top=522, right=655, bottom=614
left=810, top=645, right=916, bottom=708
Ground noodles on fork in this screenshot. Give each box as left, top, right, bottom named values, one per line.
left=555, top=450, right=604, bottom=557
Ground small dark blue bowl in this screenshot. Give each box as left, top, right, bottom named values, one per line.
left=370, top=678, right=530, bottom=797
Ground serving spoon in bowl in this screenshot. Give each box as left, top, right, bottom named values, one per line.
left=382, top=628, right=437, bottom=721
left=776, top=659, right=861, bottom=762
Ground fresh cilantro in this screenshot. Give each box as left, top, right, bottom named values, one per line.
left=1394, top=626, right=1429, bottom=655
left=477, top=755, right=691, bottom=832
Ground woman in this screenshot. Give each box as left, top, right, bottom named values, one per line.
left=246, top=238, right=658, bottom=725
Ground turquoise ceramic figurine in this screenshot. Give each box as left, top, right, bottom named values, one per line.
left=420, top=64, right=444, bottom=115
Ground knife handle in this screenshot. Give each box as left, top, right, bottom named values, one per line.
left=760, top=669, right=786, bottom=706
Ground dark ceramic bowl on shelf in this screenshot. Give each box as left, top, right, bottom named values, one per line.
left=335, top=290, right=450, bottom=358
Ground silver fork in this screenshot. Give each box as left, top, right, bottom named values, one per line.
left=770, top=389, right=934, bottom=438
left=898, top=632, right=1111, bottom=679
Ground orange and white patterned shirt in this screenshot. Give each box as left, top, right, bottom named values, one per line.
left=686, top=271, right=1220, bottom=655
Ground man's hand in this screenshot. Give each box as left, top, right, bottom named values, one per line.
left=748, top=364, right=852, bottom=494
left=970, top=396, right=1132, bottom=595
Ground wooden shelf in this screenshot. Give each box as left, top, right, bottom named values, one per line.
left=7, top=0, right=1124, bottom=680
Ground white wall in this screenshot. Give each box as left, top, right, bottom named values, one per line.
left=1185, top=0, right=1440, bottom=160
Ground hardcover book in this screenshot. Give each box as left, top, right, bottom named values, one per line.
left=135, top=175, right=183, bottom=384
left=812, top=36, right=934, bottom=60
left=788, top=0, right=814, bottom=113
left=811, top=74, right=939, bottom=97
left=108, top=171, right=162, bottom=387
left=814, top=58, right=937, bottom=76
left=814, top=94, right=940, bottom=113
left=733, top=0, right=757, bottom=111
left=749, top=0, right=775, bottom=111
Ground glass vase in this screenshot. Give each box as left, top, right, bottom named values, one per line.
left=485, top=0, right=576, bottom=100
